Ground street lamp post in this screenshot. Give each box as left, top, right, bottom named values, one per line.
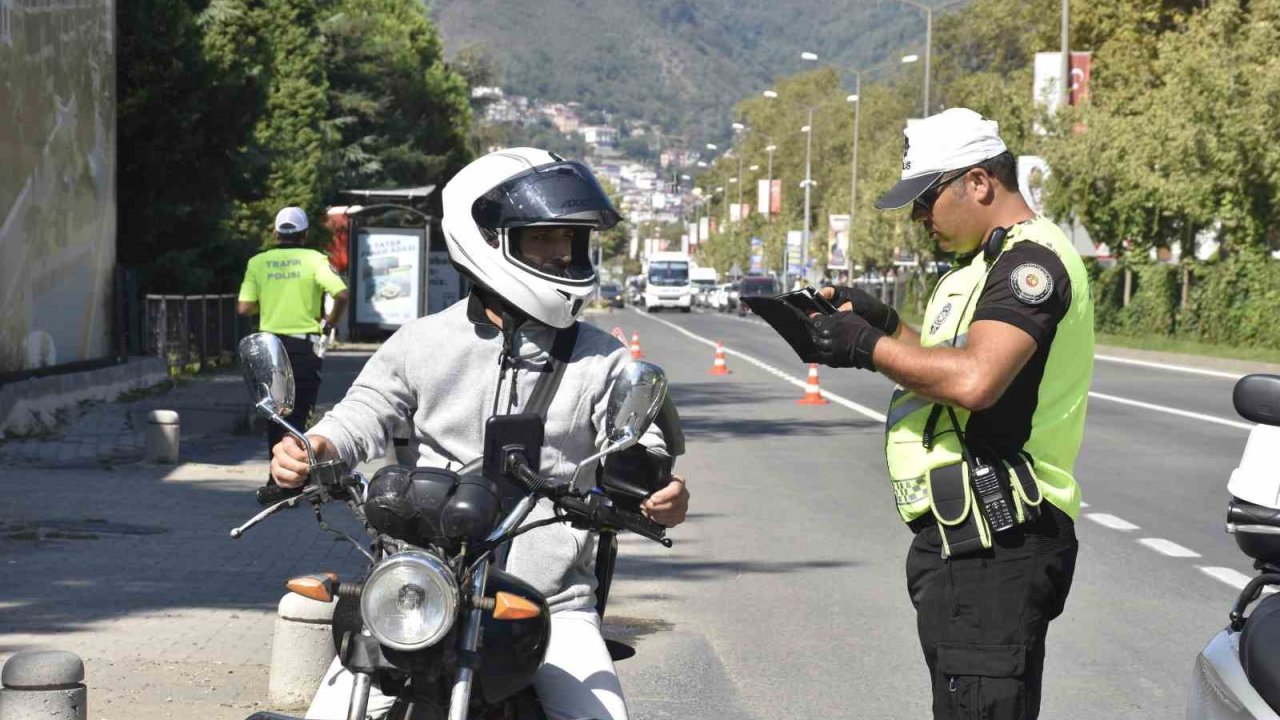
left=1060, top=0, right=1070, bottom=110
left=802, top=106, right=814, bottom=284
left=732, top=122, right=746, bottom=219
left=848, top=85, right=860, bottom=226
left=896, top=0, right=966, bottom=116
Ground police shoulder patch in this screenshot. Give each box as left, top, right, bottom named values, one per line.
left=1009, top=263, right=1053, bottom=305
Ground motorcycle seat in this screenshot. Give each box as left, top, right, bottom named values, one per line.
left=1241, top=592, right=1280, bottom=712
left=1229, top=497, right=1280, bottom=565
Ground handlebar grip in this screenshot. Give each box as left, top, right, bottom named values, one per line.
left=556, top=495, right=671, bottom=547
left=611, top=507, right=673, bottom=547
left=256, top=483, right=305, bottom=506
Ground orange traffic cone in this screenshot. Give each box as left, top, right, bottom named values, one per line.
left=797, top=364, right=830, bottom=405
left=630, top=332, right=644, bottom=360
left=708, top=341, right=731, bottom=375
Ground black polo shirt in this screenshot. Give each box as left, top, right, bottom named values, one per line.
left=964, top=240, right=1073, bottom=456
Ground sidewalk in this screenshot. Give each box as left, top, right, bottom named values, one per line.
left=0, top=353, right=377, bottom=719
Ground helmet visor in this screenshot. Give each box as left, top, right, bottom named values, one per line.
left=472, top=161, right=622, bottom=232
left=508, top=225, right=596, bottom=283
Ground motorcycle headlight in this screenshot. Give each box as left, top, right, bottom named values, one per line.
left=360, top=551, right=458, bottom=651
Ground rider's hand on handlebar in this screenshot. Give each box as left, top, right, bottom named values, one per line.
left=271, top=434, right=335, bottom=488
left=641, top=475, right=689, bottom=528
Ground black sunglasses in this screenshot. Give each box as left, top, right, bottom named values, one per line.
left=913, top=165, right=979, bottom=213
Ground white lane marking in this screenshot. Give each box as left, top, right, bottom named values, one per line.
left=1086, top=513, right=1139, bottom=531
left=1139, top=538, right=1201, bottom=558
left=630, top=309, right=888, bottom=423
left=1087, top=391, right=1253, bottom=431
left=1094, top=354, right=1245, bottom=381
left=1200, top=566, right=1255, bottom=591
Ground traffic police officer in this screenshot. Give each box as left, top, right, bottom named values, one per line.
left=809, top=108, right=1093, bottom=719
left=238, top=206, right=350, bottom=499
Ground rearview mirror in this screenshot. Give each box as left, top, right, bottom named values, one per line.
left=569, top=361, right=668, bottom=489
left=1235, top=374, right=1280, bottom=426
left=604, top=361, right=669, bottom=451
left=238, top=333, right=296, bottom=417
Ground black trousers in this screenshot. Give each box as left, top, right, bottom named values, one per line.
left=906, top=503, right=1078, bottom=719
left=265, top=335, right=323, bottom=481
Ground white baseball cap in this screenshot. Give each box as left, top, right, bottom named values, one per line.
left=875, top=108, right=1009, bottom=210
left=274, top=206, right=309, bottom=233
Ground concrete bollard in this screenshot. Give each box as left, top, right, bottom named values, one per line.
left=269, top=593, right=337, bottom=710
left=0, top=650, right=87, bottom=720
left=145, top=410, right=180, bottom=463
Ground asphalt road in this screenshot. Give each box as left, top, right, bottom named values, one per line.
left=584, top=305, right=1266, bottom=720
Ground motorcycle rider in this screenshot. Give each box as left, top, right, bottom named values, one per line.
left=269, top=147, right=690, bottom=720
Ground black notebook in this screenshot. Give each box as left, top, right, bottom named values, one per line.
left=741, top=296, right=823, bottom=363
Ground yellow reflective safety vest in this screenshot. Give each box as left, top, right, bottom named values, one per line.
left=885, top=216, right=1093, bottom=529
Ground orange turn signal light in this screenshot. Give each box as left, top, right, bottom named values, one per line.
left=492, top=592, right=541, bottom=621
left=286, top=572, right=338, bottom=602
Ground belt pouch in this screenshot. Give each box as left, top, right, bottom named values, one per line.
left=1003, top=453, right=1043, bottom=525
left=926, top=463, right=991, bottom=558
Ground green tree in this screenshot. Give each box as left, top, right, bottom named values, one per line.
left=320, top=0, right=472, bottom=199
left=1043, top=0, right=1280, bottom=256
left=117, top=0, right=265, bottom=292
left=221, top=0, right=332, bottom=251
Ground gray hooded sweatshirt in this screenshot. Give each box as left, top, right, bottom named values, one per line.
left=309, top=295, right=665, bottom=614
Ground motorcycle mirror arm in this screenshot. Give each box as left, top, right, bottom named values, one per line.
left=255, top=397, right=318, bottom=466
left=566, top=431, right=640, bottom=489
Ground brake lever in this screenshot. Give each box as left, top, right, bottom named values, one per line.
left=230, top=485, right=320, bottom=539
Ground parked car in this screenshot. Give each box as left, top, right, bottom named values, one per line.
left=708, top=282, right=733, bottom=312
left=736, top=276, right=778, bottom=316
left=599, top=283, right=624, bottom=308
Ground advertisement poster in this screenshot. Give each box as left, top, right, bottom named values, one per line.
left=355, top=228, right=423, bottom=327
left=827, top=214, right=850, bottom=271
left=786, top=231, right=804, bottom=274
left=729, top=203, right=741, bottom=223
left=770, top=179, right=782, bottom=217
left=699, top=216, right=710, bottom=241
left=428, top=250, right=462, bottom=314
left=757, top=180, right=770, bottom=220
left=749, top=236, right=764, bottom=274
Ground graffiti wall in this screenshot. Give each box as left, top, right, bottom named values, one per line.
left=0, top=0, right=116, bottom=374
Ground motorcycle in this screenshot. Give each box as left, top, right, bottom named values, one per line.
left=1188, top=373, right=1280, bottom=719
left=230, top=332, right=682, bottom=720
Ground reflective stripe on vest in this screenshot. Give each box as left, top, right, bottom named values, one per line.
left=883, top=216, right=1093, bottom=524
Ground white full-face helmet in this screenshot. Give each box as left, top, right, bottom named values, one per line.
left=442, top=147, right=622, bottom=328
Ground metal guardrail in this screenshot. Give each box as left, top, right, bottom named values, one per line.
left=143, top=294, right=247, bottom=372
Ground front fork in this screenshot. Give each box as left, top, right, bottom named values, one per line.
left=447, top=558, right=491, bottom=720
left=349, top=671, right=373, bottom=720
left=446, top=492, right=539, bottom=720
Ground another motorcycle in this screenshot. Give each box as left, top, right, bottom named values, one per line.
left=1188, top=373, right=1280, bottom=720
left=231, top=333, right=681, bottom=720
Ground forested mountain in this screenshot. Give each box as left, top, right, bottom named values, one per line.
left=428, top=0, right=944, bottom=136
